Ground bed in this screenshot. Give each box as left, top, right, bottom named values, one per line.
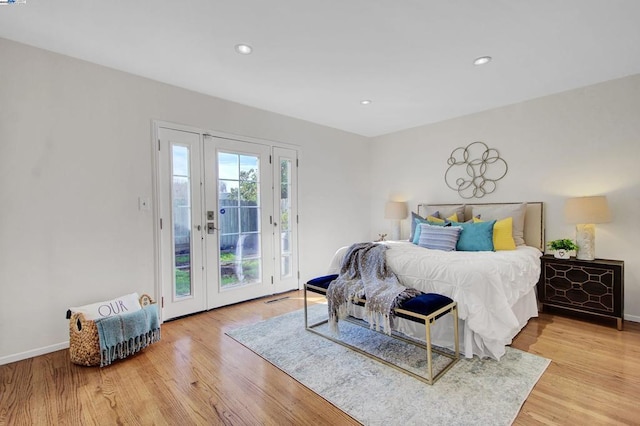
left=327, top=202, right=544, bottom=360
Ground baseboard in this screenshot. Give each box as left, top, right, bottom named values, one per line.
left=0, top=341, right=69, bottom=366
left=624, top=313, right=640, bottom=323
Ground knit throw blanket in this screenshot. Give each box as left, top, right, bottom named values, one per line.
left=327, top=242, right=421, bottom=335
left=95, top=304, right=161, bottom=367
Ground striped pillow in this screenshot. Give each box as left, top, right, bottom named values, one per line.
left=417, top=223, right=462, bottom=251
left=412, top=217, right=447, bottom=244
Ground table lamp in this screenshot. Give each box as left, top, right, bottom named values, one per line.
left=385, top=201, right=408, bottom=241
left=564, top=196, right=611, bottom=261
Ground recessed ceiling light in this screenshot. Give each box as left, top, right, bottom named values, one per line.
left=360, top=99, right=372, bottom=105
left=473, top=56, right=492, bottom=66
left=235, top=44, right=253, bottom=55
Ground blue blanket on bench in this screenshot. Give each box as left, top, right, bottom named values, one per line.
left=95, top=304, right=161, bottom=367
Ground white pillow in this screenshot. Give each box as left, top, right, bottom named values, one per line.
left=472, top=203, right=527, bottom=246
left=70, top=292, right=141, bottom=320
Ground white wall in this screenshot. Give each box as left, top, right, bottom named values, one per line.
left=370, top=73, right=640, bottom=322
left=0, top=38, right=371, bottom=363
left=3, top=35, right=638, bottom=364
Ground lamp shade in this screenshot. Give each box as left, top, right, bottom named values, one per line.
left=564, top=196, right=611, bottom=224
left=384, top=201, right=408, bottom=220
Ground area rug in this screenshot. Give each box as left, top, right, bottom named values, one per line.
left=226, top=304, right=550, bottom=426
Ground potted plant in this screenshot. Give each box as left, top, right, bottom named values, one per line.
left=547, top=239, right=578, bottom=259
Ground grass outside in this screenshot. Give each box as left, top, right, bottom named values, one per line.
left=221, top=259, right=260, bottom=287
left=176, top=269, right=191, bottom=296
left=175, top=253, right=260, bottom=292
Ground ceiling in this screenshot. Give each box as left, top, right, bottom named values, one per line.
left=1, top=1, right=640, bottom=137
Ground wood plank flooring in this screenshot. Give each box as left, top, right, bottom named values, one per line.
left=1, top=290, right=639, bottom=425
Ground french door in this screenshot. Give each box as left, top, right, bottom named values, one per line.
left=203, top=136, right=274, bottom=308
left=157, top=125, right=298, bottom=320
left=158, top=127, right=206, bottom=319
left=272, top=146, right=299, bottom=293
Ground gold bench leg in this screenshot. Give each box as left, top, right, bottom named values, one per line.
left=304, top=285, right=308, bottom=329
left=425, top=318, right=433, bottom=384
left=453, top=305, right=459, bottom=358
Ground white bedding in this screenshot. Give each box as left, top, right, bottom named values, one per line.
left=328, top=241, right=542, bottom=360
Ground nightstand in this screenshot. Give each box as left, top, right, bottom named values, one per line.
left=538, top=255, right=624, bottom=330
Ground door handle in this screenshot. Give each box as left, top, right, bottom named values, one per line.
left=207, top=223, right=217, bottom=234
left=195, top=225, right=202, bottom=231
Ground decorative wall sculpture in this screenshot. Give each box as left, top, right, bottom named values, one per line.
left=444, top=141, right=508, bottom=199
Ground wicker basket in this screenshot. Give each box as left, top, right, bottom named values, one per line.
left=69, top=294, right=154, bottom=366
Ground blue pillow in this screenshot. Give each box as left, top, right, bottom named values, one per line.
left=417, top=224, right=462, bottom=251
left=412, top=217, right=447, bottom=244
left=454, top=220, right=496, bottom=251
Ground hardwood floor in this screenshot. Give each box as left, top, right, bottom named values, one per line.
left=1, top=290, right=639, bottom=425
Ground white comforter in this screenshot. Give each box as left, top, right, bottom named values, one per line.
left=328, top=241, right=542, bottom=360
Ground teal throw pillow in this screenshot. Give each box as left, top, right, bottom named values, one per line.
left=454, top=220, right=496, bottom=251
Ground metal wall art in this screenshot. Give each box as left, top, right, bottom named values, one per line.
left=444, top=141, right=508, bottom=199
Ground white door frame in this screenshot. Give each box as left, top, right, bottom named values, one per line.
left=151, top=121, right=300, bottom=321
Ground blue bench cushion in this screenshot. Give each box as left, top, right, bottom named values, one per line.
left=398, top=293, right=454, bottom=317
left=306, top=274, right=338, bottom=290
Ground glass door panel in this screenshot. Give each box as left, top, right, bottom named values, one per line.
left=279, top=158, right=292, bottom=278
left=218, top=152, right=262, bottom=288
left=172, top=145, right=192, bottom=297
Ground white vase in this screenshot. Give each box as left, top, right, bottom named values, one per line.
left=554, top=249, right=570, bottom=259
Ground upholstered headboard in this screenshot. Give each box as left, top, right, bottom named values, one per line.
left=417, top=202, right=545, bottom=251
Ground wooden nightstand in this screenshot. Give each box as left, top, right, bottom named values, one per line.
left=538, top=255, right=624, bottom=330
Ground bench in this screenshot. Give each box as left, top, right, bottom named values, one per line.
left=304, top=274, right=459, bottom=385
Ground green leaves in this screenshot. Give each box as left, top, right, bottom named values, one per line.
left=547, top=239, right=578, bottom=251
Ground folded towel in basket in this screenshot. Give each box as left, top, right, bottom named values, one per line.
left=95, top=304, right=161, bottom=367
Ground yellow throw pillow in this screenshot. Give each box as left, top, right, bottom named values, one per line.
left=474, top=216, right=516, bottom=250
left=427, top=213, right=457, bottom=224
